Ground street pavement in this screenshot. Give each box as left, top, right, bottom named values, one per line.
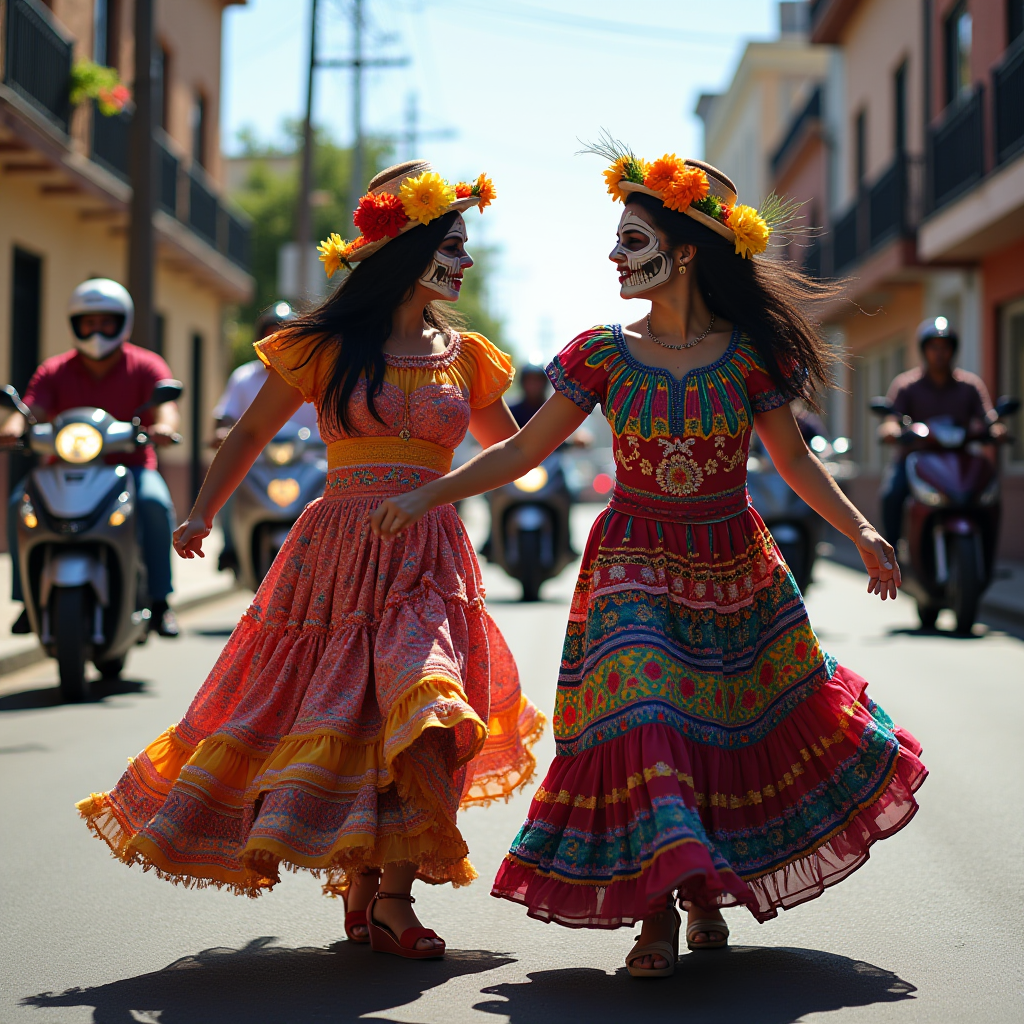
left=1, top=502, right=1022, bottom=1023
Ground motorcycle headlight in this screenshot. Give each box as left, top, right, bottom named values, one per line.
left=514, top=466, right=548, bottom=493
left=265, top=442, right=296, bottom=466
left=55, top=422, right=103, bottom=464
left=267, top=478, right=301, bottom=507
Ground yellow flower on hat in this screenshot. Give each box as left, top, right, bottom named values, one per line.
left=317, top=232, right=346, bottom=279
left=399, top=171, right=457, bottom=226
left=729, top=204, right=771, bottom=258
left=604, top=155, right=648, bottom=203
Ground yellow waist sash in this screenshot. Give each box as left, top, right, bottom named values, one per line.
left=327, top=436, right=453, bottom=475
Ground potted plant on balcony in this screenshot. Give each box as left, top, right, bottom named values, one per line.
left=69, top=60, right=131, bottom=116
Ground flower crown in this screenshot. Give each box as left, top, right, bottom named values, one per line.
left=317, top=166, right=496, bottom=278
left=581, top=131, right=801, bottom=259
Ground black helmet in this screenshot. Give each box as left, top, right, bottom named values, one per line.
left=917, top=316, right=958, bottom=352
left=519, top=363, right=548, bottom=379
left=254, top=301, right=297, bottom=341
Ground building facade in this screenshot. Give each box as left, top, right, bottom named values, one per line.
left=0, top=0, right=253, bottom=544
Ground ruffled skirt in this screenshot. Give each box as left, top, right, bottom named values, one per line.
left=492, top=506, right=925, bottom=926
left=79, top=489, right=544, bottom=897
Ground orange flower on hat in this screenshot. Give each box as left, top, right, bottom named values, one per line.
left=473, top=172, right=496, bottom=210
left=454, top=182, right=473, bottom=199
left=662, top=165, right=710, bottom=213
left=644, top=154, right=687, bottom=194
left=352, top=191, right=409, bottom=242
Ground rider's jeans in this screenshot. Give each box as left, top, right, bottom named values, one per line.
left=880, top=459, right=909, bottom=546
left=7, top=467, right=175, bottom=603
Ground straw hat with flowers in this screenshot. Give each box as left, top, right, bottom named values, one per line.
left=317, top=160, right=496, bottom=278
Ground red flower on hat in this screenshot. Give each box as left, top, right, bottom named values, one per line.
left=353, top=192, right=409, bottom=242
left=454, top=182, right=473, bottom=199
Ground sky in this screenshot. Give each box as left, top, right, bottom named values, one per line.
left=222, top=0, right=779, bottom=362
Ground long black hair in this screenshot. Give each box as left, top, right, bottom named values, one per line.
left=283, top=208, right=462, bottom=433
left=625, top=191, right=840, bottom=404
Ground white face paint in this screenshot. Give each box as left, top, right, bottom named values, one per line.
left=420, top=214, right=473, bottom=301
left=609, top=208, right=673, bottom=298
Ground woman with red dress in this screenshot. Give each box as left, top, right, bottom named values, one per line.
left=370, top=144, right=926, bottom=977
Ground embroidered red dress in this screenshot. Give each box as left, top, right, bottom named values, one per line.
left=79, top=330, right=544, bottom=896
left=491, top=326, right=926, bottom=927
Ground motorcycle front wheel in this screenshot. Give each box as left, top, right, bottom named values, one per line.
left=54, top=586, right=91, bottom=702
left=95, top=655, right=126, bottom=680
left=518, top=529, right=543, bottom=603
left=948, top=533, right=982, bottom=635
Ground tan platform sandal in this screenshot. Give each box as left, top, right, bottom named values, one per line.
left=625, top=905, right=680, bottom=978
left=685, top=915, right=729, bottom=951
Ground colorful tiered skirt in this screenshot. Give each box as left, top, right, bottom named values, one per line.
left=79, top=468, right=544, bottom=897
left=492, top=504, right=926, bottom=926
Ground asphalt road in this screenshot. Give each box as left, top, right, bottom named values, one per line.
left=1, top=503, right=1022, bottom=1024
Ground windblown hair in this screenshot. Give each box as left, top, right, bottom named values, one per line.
left=625, top=192, right=841, bottom=405
left=284, top=208, right=462, bottom=433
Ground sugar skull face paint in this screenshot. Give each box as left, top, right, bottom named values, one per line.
left=609, top=208, right=673, bottom=297
left=420, top=214, right=473, bottom=300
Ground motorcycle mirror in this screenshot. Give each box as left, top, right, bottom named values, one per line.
left=869, top=397, right=892, bottom=416
left=134, top=379, right=184, bottom=417
left=995, top=395, right=1021, bottom=418
left=0, top=385, right=35, bottom=424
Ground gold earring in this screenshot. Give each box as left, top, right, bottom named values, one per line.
left=678, top=263, right=687, bottom=276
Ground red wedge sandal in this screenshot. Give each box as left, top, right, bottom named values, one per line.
left=367, top=892, right=446, bottom=960
left=342, top=869, right=381, bottom=944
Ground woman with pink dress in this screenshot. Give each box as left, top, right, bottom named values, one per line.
left=77, top=161, right=544, bottom=960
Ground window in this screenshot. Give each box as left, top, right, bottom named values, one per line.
left=894, top=61, right=908, bottom=156
left=94, top=0, right=118, bottom=68
left=153, top=47, right=170, bottom=131
left=855, top=109, right=867, bottom=187
left=191, top=93, right=206, bottom=168
left=852, top=341, right=906, bottom=470
left=945, top=2, right=973, bottom=106
left=1010, top=0, right=1024, bottom=45
left=9, top=248, right=42, bottom=497
left=190, top=333, right=204, bottom=502
left=154, top=312, right=165, bottom=357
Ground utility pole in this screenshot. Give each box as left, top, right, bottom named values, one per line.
left=128, top=0, right=155, bottom=349
left=402, top=92, right=456, bottom=161
left=296, top=0, right=319, bottom=302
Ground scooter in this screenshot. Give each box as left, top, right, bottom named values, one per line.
left=0, top=380, right=183, bottom=700
left=227, top=422, right=327, bottom=590
left=486, top=450, right=575, bottom=601
left=870, top=395, right=1020, bottom=633
left=746, top=430, right=852, bottom=593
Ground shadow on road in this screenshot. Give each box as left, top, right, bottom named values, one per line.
left=474, top=947, right=916, bottom=1024
left=0, top=677, right=147, bottom=712
left=887, top=626, right=984, bottom=640
left=21, top=936, right=515, bottom=1024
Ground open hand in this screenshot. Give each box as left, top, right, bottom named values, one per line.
left=173, top=516, right=212, bottom=559
left=856, top=525, right=901, bottom=600
left=369, top=490, right=433, bottom=538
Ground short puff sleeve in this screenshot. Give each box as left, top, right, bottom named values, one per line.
left=740, top=337, right=804, bottom=414
left=459, top=332, right=515, bottom=409
left=545, top=328, right=612, bottom=415
left=254, top=329, right=334, bottom=404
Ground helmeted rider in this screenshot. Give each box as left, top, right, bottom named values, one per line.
left=0, top=279, right=182, bottom=637
left=878, top=316, right=1003, bottom=546
left=211, top=301, right=321, bottom=572
left=507, top=364, right=550, bottom=428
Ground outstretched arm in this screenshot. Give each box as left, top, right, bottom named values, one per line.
left=370, top=393, right=587, bottom=537
left=755, top=403, right=900, bottom=600
left=173, top=368, right=303, bottom=558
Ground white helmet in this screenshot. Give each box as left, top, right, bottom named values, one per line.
left=68, top=278, right=134, bottom=360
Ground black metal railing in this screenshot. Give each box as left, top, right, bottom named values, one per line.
left=158, top=139, right=178, bottom=216
left=771, top=86, right=822, bottom=176
left=995, top=42, right=1024, bottom=166
left=224, top=211, right=250, bottom=268
left=803, top=237, right=823, bottom=279
left=187, top=165, right=219, bottom=245
left=868, top=159, right=904, bottom=248
left=3, top=0, right=73, bottom=132
left=91, top=102, right=131, bottom=179
left=927, top=87, right=985, bottom=212
left=832, top=205, right=859, bottom=276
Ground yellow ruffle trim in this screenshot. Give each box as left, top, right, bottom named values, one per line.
left=76, top=675, right=546, bottom=898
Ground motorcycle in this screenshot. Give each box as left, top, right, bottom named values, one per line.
left=486, top=449, right=575, bottom=601
left=746, top=430, right=852, bottom=593
left=870, top=395, right=1020, bottom=633
left=227, top=422, right=327, bottom=591
left=0, top=379, right=183, bottom=700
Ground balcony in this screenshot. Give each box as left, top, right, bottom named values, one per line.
left=86, top=112, right=251, bottom=271
left=3, top=0, right=72, bottom=133
left=995, top=42, right=1024, bottom=167
left=926, top=87, right=985, bottom=213
left=771, top=86, right=822, bottom=177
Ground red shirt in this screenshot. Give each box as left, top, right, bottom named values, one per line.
left=24, top=344, right=175, bottom=469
